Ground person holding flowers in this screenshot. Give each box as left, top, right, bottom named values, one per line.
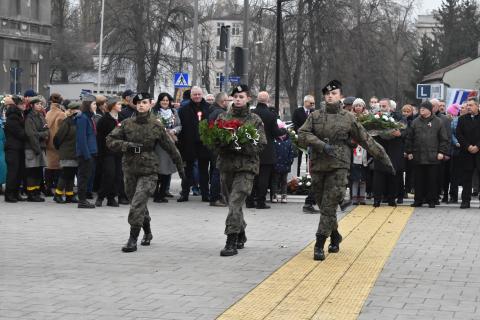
left=200, top=84, right=266, bottom=257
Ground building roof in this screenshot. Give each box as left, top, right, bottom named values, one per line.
left=422, top=58, right=473, bottom=83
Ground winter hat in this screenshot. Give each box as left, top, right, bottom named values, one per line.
left=447, top=103, right=460, bottom=117
left=24, top=89, right=37, bottom=97
left=419, top=100, right=433, bottom=113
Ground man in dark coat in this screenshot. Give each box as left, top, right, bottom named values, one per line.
left=119, top=89, right=137, bottom=121
left=177, top=86, right=211, bottom=202
left=405, top=100, right=449, bottom=208
left=455, top=97, right=480, bottom=208
left=247, top=91, right=286, bottom=209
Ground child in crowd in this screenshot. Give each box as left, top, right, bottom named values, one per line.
left=272, top=120, right=296, bottom=203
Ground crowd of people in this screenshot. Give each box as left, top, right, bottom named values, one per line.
left=0, top=88, right=479, bottom=213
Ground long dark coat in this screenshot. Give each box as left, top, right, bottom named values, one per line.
left=455, top=113, right=480, bottom=170
left=177, top=99, right=211, bottom=161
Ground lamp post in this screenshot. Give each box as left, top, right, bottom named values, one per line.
left=97, top=0, right=105, bottom=93
left=192, top=0, right=199, bottom=86
left=242, top=0, right=249, bottom=85
left=275, top=0, right=290, bottom=114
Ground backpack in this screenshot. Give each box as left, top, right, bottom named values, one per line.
left=53, top=117, right=73, bottom=150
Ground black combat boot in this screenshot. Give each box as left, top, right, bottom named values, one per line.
left=220, top=233, right=238, bottom=256
left=328, top=229, right=343, bottom=253
left=78, top=199, right=95, bottom=209
left=28, top=190, right=45, bottom=202
left=313, top=234, right=327, bottom=261
left=141, top=219, right=153, bottom=246
left=122, top=227, right=141, bottom=252
left=237, top=230, right=247, bottom=249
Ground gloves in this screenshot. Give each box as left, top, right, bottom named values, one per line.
left=126, top=142, right=143, bottom=153
left=323, top=143, right=335, bottom=157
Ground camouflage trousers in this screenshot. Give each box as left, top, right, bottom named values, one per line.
left=221, top=171, right=255, bottom=235
left=312, top=169, right=348, bottom=237
left=124, top=173, right=157, bottom=228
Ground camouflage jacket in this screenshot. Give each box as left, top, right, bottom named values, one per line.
left=298, top=102, right=393, bottom=172
left=106, top=112, right=183, bottom=176
left=216, top=106, right=267, bottom=175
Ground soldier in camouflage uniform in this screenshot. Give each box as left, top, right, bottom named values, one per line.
left=107, top=93, right=185, bottom=253
left=298, top=80, right=394, bottom=261
left=215, top=85, right=267, bottom=256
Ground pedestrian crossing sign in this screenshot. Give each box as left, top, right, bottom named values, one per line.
left=174, top=73, right=189, bottom=88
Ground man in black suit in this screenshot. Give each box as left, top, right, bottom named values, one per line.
left=247, top=91, right=285, bottom=209
left=456, top=97, right=480, bottom=208
left=292, top=95, right=319, bottom=213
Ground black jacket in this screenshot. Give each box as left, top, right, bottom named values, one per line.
left=456, top=113, right=480, bottom=170
left=96, top=112, right=121, bottom=157
left=253, top=103, right=285, bottom=164
left=405, top=114, right=449, bottom=165
left=292, top=107, right=310, bottom=132
left=177, top=99, right=211, bottom=161
left=4, top=105, right=26, bottom=151
left=373, top=135, right=405, bottom=173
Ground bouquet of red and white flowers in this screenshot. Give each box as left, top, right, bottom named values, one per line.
left=199, top=118, right=260, bottom=150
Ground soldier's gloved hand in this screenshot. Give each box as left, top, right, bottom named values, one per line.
left=323, top=143, right=335, bottom=157
left=126, top=142, right=143, bottom=153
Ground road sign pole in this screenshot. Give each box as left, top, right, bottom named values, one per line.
left=223, top=26, right=231, bottom=94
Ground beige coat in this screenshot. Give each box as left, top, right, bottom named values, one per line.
left=45, top=103, right=66, bottom=169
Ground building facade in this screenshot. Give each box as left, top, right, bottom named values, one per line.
left=0, top=0, right=52, bottom=96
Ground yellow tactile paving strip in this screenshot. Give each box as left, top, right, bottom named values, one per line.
left=217, top=206, right=414, bottom=320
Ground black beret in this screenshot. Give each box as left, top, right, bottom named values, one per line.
left=133, top=92, right=151, bottom=104
left=231, top=84, right=249, bottom=96
left=322, top=80, right=342, bottom=95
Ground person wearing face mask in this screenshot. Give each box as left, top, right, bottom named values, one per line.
left=151, top=92, right=182, bottom=203
left=107, top=93, right=185, bottom=253
left=298, top=80, right=394, bottom=262
left=214, top=85, right=267, bottom=257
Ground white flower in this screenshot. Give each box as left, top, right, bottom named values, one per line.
left=306, top=182, right=311, bottom=187
left=374, top=114, right=380, bottom=119
left=298, top=182, right=303, bottom=186
left=306, top=174, right=311, bottom=179
left=389, top=117, right=395, bottom=122
left=382, top=115, right=389, bottom=121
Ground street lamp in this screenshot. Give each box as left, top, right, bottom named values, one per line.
left=275, top=0, right=291, bottom=114
left=97, top=0, right=105, bottom=93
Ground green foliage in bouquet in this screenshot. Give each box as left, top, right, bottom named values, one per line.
left=358, top=113, right=405, bottom=131
left=199, top=118, right=260, bottom=150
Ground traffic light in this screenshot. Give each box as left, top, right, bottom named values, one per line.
left=219, top=26, right=228, bottom=52
left=234, top=47, right=244, bottom=76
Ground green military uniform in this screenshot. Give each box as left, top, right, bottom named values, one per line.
left=107, top=110, right=184, bottom=252
left=298, top=100, right=393, bottom=259
left=216, top=107, right=267, bottom=236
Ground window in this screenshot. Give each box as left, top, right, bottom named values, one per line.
left=10, top=60, right=21, bottom=94
left=232, top=23, right=241, bottom=36
left=30, top=24, right=40, bottom=33
left=32, top=0, right=40, bottom=20
left=215, top=72, right=223, bottom=88
left=217, top=22, right=225, bottom=36
left=216, top=46, right=225, bottom=60
left=30, top=62, right=38, bottom=91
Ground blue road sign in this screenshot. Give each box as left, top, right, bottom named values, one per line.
left=416, top=84, right=431, bottom=99
left=174, top=73, right=189, bottom=88
left=220, top=75, right=241, bottom=84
